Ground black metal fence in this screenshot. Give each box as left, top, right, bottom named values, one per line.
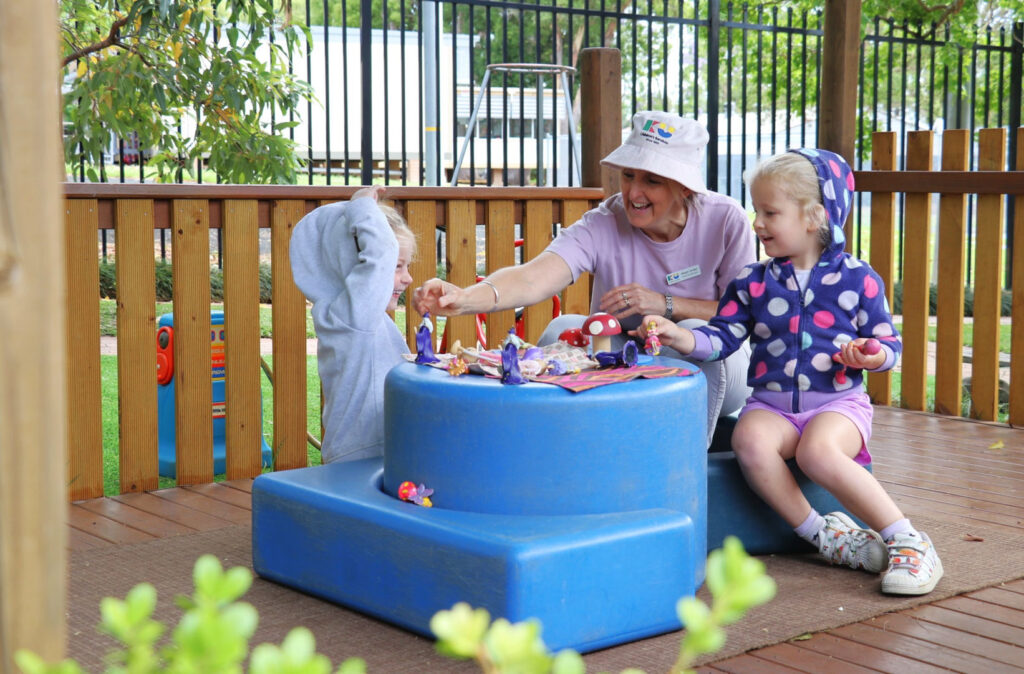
left=79, top=1, right=1023, bottom=285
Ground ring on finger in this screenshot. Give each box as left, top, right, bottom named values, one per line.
left=624, top=297, right=630, bottom=307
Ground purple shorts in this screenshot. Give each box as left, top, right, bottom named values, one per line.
left=739, top=392, right=874, bottom=465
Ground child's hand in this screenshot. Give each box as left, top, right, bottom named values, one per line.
left=631, top=315, right=695, bottom=354
left=834, top=338, right=884, bottom=370
left=352, top=185, right=386, bottom=202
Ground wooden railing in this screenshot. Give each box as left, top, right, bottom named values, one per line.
left=63, top=184, right=602, bottom=500
left=855, top=128, right=1024, bottom=425
left=64, top=128, right=1024, bottom=500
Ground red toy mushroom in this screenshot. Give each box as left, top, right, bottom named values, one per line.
left=558, top=327, right=589, bottom=348
left=582, top=312, right=621, bottom=354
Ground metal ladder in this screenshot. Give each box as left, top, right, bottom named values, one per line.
left=449, top=63, right=582, bottom=186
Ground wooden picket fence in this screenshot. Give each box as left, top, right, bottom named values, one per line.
left=63, top=184, right=601, bottom=500
left=62, top=127, right=1024, bottom=500
left=858, top=128, right=1024, bottom=424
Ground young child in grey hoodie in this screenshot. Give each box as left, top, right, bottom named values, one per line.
left=289, top=186, right=416, bottom=463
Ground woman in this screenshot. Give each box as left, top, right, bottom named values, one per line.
left=413, top=112, right=754, bottom=445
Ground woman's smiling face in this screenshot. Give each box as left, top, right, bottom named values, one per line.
left=620, top=169, right=688, bottom=239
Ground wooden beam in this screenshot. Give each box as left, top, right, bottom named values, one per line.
left=0, top=0, right=67, bottom=666
left=580, top=48, right=623, bottom=196
left=818, top=0, right=862, bottom=164
left=854, top=170, right=1024, bottom=195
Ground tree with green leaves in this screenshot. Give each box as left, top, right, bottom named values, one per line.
left=61, top=0, right=315, bottom=184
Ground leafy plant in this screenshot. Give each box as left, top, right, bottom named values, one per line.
left=61, top=0, right=315, bottom=184
left=97, top=260, right=270, bottom=303
left=430, top=536, right=776, bottom=674
left=15, top=554, right=364, bottom=674
left=14, top=538, right=772, bottom=673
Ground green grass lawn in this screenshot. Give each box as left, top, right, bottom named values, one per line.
left=893, top=322, right=1012, bottom=353
left=99, top=353, right=325, bottom=495
left=96, top=301, right=420, bottom=495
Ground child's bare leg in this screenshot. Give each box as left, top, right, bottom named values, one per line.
left=730, top=409, right=808, bottom=527
left=735, top=408, right=887, bottom=573
left=794, top=412, right=903, bottom=531
left=797, top=412, right=943, bottom=592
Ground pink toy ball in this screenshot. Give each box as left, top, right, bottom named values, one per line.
left=860, top=338, right=881, bottom=355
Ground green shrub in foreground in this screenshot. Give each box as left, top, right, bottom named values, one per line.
left=16, top=537, right=774, bottom=674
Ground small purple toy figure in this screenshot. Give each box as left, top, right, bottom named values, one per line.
left=644, top=320, right=662, bottom=356
left=500, top=340, right=528, bottom=385
left=595, top=340, right=639, bottom=368
left=415, top=312, right=441, bottom=364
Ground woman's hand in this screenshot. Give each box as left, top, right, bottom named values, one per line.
left=599, top=283, right=667, bottom=320
left=834, top=338, right=885, bottom=370
left=412, top=278, right=469, bottom=316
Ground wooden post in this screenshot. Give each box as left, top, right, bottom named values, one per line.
left=580, top=48, right=622, bottom=196
left=818, top=0, right=862, bottom=164
left=934, top=130, right=970, bottom=417
left=866, top=132, right=896, bottom=406
left=1009, top=128, right=1024, bottom=426
left=899, top=131, right=934, bottom=412
left=970, top=128, right=1007, bottom=421
left=0, top=0, right=67, bottom=666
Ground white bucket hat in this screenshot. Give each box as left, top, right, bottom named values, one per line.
left=600, top=111, right=709, bottom=194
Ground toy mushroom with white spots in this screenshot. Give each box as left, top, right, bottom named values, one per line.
left=582, top=312, right=621, bottom=354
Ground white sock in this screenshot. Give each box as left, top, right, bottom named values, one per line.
left=795, top=509, right=826, bottom=545
left=880, top=518, right=917, bottom=542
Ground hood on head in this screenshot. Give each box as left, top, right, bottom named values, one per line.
left=786, top=148, right=855, bottom=253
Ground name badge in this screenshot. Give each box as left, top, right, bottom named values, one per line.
left=666, top=265, right=701, bottom=285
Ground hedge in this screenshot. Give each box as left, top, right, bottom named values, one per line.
left=99, top=260, right=272, bottom=304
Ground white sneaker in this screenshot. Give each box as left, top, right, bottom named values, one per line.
left=882, top=531, right=944, bottom=595
left=816, top=512, right=887, bottom=573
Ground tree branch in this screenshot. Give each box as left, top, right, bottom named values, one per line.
left=62, top=15, right=130, bottom=66
left=913, top=0, right=967, bottom=27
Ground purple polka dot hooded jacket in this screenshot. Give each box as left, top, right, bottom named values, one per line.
left=689, top=148, right=902, bottom=413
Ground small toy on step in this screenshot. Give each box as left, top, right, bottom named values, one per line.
left=398, top=481, right=434, bottom=507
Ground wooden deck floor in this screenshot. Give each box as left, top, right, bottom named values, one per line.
left=69, top=406, right=1024, bottom=672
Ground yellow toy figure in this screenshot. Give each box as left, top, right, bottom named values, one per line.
left=447, top=357, right=469, bottom=376
left=644, top=320, right=662, bottom=356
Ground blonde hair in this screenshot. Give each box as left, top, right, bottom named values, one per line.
left=744, top=153, right=830, bottom=249
left=668, top=180, right=703, bottom=219
left=379, top=203, right=417, bottom=260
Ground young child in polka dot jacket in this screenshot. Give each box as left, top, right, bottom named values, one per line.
left=637, top=148, right=943, bottom=595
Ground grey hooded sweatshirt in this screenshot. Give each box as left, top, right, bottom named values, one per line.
left=289, top=197, right=408, bottom=463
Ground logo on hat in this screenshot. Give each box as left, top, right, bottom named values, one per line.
left=641, top=119, right=675, bottom=143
